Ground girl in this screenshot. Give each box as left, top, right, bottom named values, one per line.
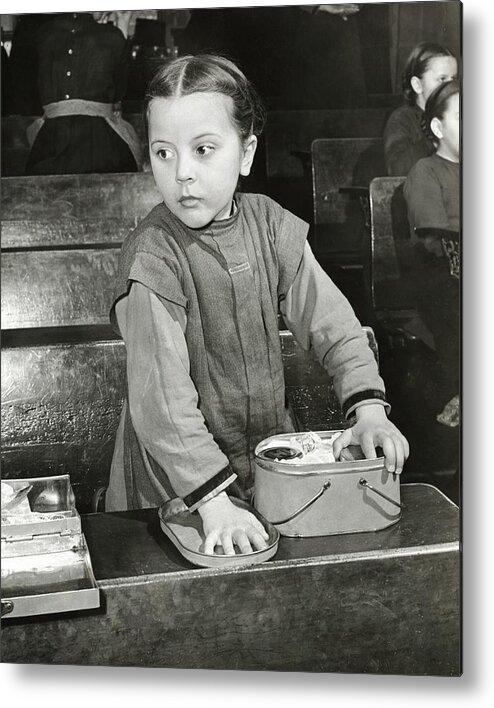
left=404, top=79, right=460, bottom=426
left=383, top=42, right=457, bottom=176
left=106, top=54, right=408, bottom=556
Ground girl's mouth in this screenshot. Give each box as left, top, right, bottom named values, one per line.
left=179, top=196, right=201, bottom=207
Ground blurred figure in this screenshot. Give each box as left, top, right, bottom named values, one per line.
left=25, top=11, right=141, bottom=175
left=384, top=42, right=457, bottom=176
left=404, top=80, right=460, bottom=425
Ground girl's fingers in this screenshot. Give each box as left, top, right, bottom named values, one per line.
left=247, top=528, right=269, bottom=551
left=333, top=429, right=352, bottom=459
left=219, top=533, right=236, bottom=556
left=395, top=436, right=408, bottom=474
left=359, top=431, right=378, bottom=460
left=232, top=530, right=253, bottom=554
left=203, top=531, right=219, bottom=555
left=382, top=436, right=397, bottom=473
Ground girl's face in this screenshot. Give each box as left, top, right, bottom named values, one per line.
left=433, top=92, right=460, bottom=162
left=412, top=55, right=457, bottom=109
left=148, top=93, right=257, bottom=229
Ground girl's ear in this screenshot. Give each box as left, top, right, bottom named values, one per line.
left=240, top=135, right=258, bottom=177
left=410, top=75, right=423, bottom=96
left=431, top=116, right=443, bottom=141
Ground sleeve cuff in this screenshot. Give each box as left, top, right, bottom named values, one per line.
left=342, top=390, right=390, bottom=419
left=183, top=465, right=237, bottom=512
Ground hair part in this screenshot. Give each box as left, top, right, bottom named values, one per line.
left=422, top=79, right=460, bottom=143
left=144, top=53, right=266, bottom=141
left=402, top=42, right=454, bottom=105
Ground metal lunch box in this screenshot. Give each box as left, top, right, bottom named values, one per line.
left=253, top=431, right=403, bottom=537
left=1, top=475, right=100, bottom=619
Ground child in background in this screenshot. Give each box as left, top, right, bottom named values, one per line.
left=106, top=54, right=409, bottom=555
left=404, top=79, right=460, bottom=426
left=383, top=42, right=457, bottom=176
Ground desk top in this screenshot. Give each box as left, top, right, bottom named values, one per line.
left=82, top=483, right=459, bottom=584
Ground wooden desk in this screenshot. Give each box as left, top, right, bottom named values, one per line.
left=2, top=484, right=460, bottom=675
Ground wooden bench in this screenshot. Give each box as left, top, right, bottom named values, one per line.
left=368, top=176, right=435, bottom=350
left=1, top=173, right=162, bottom=330
left=311, top=137, right=386, bottom=265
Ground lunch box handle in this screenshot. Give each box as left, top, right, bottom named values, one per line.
left=1, top=600, right=14, bottom=618
left=358, top=478, right=406, bottom=510
left=264, top=480, right=332, bottom=526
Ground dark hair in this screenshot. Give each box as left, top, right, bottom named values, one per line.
left=422, top=79, right=460, bottom=143
left=402, top=42, right=455, bottom=105
left=144, top=53, right=266, bottom=141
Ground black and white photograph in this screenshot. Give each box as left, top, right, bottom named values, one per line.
left=0, top=0, right=488, bottom=702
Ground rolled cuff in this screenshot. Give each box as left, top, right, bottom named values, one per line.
left=183, top=465, right=237, bottom=512
left=343, top=390, right=390, bottom=419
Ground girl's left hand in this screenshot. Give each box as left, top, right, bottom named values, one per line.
left=332, top=404, right=409, bottom=474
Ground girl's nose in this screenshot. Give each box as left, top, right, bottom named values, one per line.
left=175, top=155, right=195, bottom=183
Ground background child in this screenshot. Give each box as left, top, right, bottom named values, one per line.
left=404, top=79, right=460, bottom=425
left=383, top=42, right=457, bottom=176
left=106, top=54, right=409, bottom=556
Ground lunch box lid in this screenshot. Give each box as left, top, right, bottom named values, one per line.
left=158, top=497, right=280, bottom=569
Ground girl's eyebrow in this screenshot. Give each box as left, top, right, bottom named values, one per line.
left=193, top=132, right=222, bottom=141
left=150, top=133, right=221, bottom=147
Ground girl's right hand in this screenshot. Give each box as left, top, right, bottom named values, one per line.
left=197, top=492, right=269, bottom=555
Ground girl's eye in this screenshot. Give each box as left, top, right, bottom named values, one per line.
left=196, top=145, right=214, bottom=156
left=157, top=148, right=173, bottom=160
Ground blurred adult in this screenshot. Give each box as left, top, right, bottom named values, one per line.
left=25, top=11, right=141, bottom=175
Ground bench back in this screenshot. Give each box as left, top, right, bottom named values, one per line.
left=368, top=176, right=417, bottom=313
left=265, top=108, right=390, bottom=179
left=1, top=172, right=161, bottom=220
left=1, top=173, right=162, bottom=329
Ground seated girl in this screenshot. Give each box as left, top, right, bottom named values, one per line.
left=383, top=42, right=457, bottom=176
left=404, top=79, right=460, bottom=426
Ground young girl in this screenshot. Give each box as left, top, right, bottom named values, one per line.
left=404, top=79, right=460, bottom=425
left=383, top=42, right=457, bottom=176
left=106, top=54, right=409, bottom=555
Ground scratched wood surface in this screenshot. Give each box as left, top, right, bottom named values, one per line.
left=2, top=248, right=121, bottom=329
left=1, top=484, right=460, bottom=675
left=1, top=172, right=161, bottom=220
left=1, top=218, right=138, bottom=249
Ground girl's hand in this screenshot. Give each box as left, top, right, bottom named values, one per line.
left=333, top=404, right=409, bottom=474
left=197, top=492, right=269, bottom=555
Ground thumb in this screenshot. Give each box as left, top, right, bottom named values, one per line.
left=333, top=429, right=352, bottom=460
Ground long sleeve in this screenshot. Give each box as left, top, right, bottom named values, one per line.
left=115, top=281, right=236, bottom=510
left=404, top=159, right=451, bottom=231
left=383, top=105, right=434, bottom=177
left=280, top=242, right=389, bottom=418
